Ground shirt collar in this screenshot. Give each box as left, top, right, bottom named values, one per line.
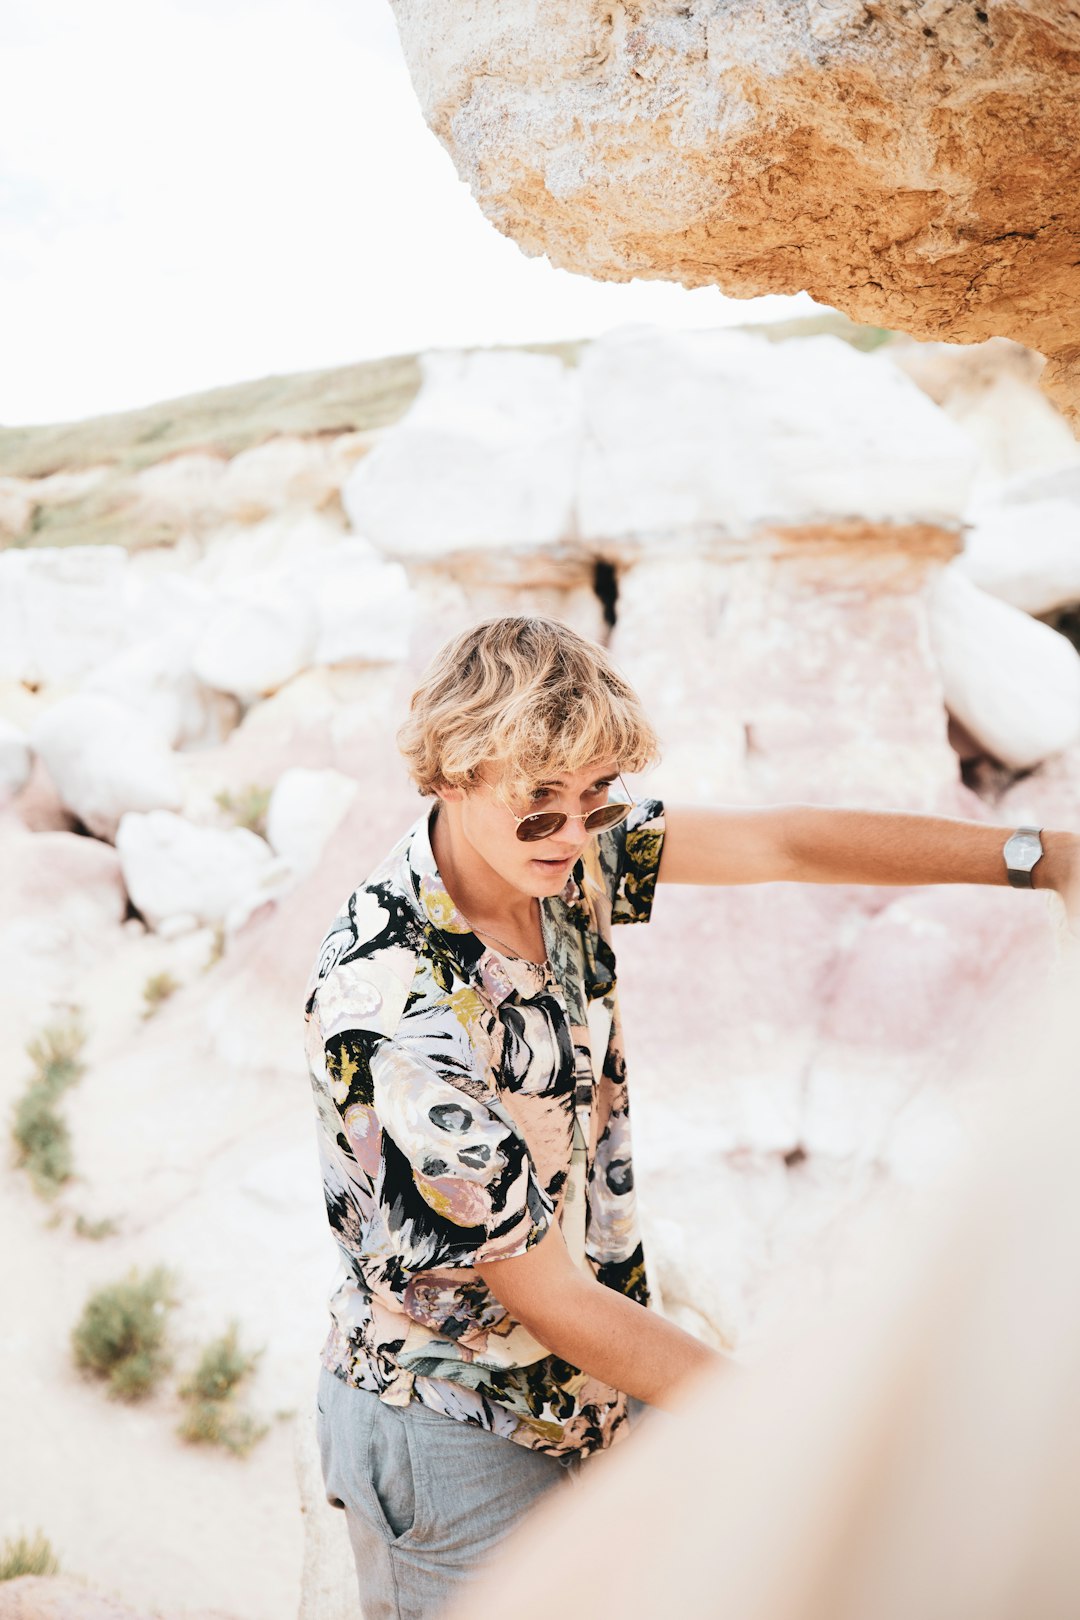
left=404, top=804, right=562, bottom=1009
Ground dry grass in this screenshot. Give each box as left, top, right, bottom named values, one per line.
left=0, top=1531, right=60, bottom=1581
left=0, top=318, right=888, bottom=554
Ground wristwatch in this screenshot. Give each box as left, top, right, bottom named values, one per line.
left=1003, top=825, right=1044, bottom=888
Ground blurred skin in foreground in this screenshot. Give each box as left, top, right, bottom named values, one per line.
left=445, top=921, right=1080, bottom=1620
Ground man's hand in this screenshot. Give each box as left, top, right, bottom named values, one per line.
left=473, top=1220, right=720, bottom=1410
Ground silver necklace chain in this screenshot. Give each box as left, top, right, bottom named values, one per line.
left=456, top=898, right=548, bottom=965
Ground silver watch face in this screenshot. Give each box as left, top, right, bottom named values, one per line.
left=1006, top=830, right=1042, bottom=871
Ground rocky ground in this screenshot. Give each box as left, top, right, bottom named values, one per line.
left=2, top=320, right=1079, bottom=1617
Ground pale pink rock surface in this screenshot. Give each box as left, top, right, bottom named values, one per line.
left=6, top=755, right=79, bottom=833
left=0, top=1576, right=238, bottom=1620
left=613, top=524, right=964, bottom=809
left=0, top=822, right=127, bottom=1016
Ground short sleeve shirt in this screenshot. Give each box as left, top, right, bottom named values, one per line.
left=302, top=796, right=666, bottom=1458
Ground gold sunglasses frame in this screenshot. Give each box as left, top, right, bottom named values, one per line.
left=498, top=773, right=636, bottom=843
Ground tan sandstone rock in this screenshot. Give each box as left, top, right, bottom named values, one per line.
left=388, top=0, right=1080, bottom=420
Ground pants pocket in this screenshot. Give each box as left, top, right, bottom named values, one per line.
left=366, top=1401, right=418, bottom=1543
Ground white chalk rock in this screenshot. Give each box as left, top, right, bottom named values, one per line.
left=265, top=766, right=360, bottom=878
left=82, top=632, right=239, bottom=750
left=929, top=567, right=1080, bottom=770
left=342, top=349, right=580, bottom=558
left=192, top=576, right=320, bottom=702
left=958, top=492, right=1080, bottom=617
left=218, top=436, right=344, bottom=518
left=0, top=546, right=133, bottom=686
left=29, top=693, right=184, bottom=840
left=578, top=329, right=977, bottom=545
left=0, top=716, right=32, bottom=804
left=116, top=809, right=294, bottom=932
left=193, top=511, right=347, bottom=592
left=311, top=540, right=413, bottom=665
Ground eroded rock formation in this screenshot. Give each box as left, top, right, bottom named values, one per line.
left=387, top=0, right=1080, bottom=420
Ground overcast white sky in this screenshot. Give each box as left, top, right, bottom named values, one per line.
left=0, top=0, right=825, bottom=426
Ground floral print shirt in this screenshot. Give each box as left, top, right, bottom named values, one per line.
left=302, top=796, right=666, bottom=1458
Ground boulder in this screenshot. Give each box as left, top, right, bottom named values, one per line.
left=578, top=330, right=977, bottom=548
left=309, top=539, right=413, bottom=667
left=82, top=634, right=240, bottom=751
left=0, top=716, right=32, bottom=804
left=891, top=338, right=1080, bottom=488
left=29, top=693, right=184, bottom=840
left=191, top=577, right=320, bottom=703
left=928, top=568, right=1080, bottom=771
left=388, top=0, right=1080, bottom=418
left=0, top=822, right=127, bottom=1013
left=956, top=483, right=1080, bottom=617
left=216, top=436, right=346, bottom=519
left=129, top=450, right=229, bottom=533
left=265, top=767, right=360, bottom=878
left=342, top=349, right=580, bottom=560
left=0, top=547, right=133, bottom=687
left=115, top=809, right=293, bottom=932
left=192, top=512, right=348, bottom=592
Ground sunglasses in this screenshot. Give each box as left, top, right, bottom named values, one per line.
left=500, top=774, right=635, bottom=843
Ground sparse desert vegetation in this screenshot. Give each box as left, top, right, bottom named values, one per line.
left=214, top=783, right=272, bottom=838
left=0, top=1530, right=60, bottom=1581
left=177, top=1323, right=267, bottom=1456
left=140, top=970, right=180, bottom=1020
left=10, top=1011, right=88, bottom=1199
left=71, top=1266, right=177, bottom=1401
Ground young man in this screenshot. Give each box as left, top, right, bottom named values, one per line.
left=303, top=614, right=1077, bottom=1620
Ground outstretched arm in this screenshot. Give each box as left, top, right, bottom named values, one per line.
left=475, top=1220, right=720, bottom=1410
left=657, top=803, right=1079, bottom=912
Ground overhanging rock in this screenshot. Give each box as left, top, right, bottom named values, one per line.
left=388, top=0, right=1080, bottom=423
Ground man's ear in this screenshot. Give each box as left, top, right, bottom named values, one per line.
left=434, top=780, right=465, bottom=804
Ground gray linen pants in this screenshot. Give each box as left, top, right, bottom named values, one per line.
left=316, top=1363, right=582, bottom=1620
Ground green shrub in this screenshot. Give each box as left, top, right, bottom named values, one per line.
left=10, top=1012, right=88, bottom=1198
left=177, top=1322, right=266, bottom=1455
left=177, top=1398, right=268, bottom=1457
left=140, top=970, right=180, bottom=1019
left=0, top=1529, right=60, bottom=1580
left=71, top=1266, right=177, bottom=1400
left=74, top=1213, right=120, bottom=1241
left=12, top=1086, right=73, bottom=1197
left=26, top=1014, right=87, bottom=1093
left=214, top=784, right=271, bottom=837
left=180, top=1321, right=258, bottom=1401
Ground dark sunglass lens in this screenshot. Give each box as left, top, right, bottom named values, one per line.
left=584, top=803, right=631, bottom=831
left=517, top=812, right=567, bottom=842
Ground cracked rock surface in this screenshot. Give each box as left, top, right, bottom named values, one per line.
left=388, top=0, right=1080, bottom=420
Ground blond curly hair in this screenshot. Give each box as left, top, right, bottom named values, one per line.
left=397, top=615, right=659, bottom=798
